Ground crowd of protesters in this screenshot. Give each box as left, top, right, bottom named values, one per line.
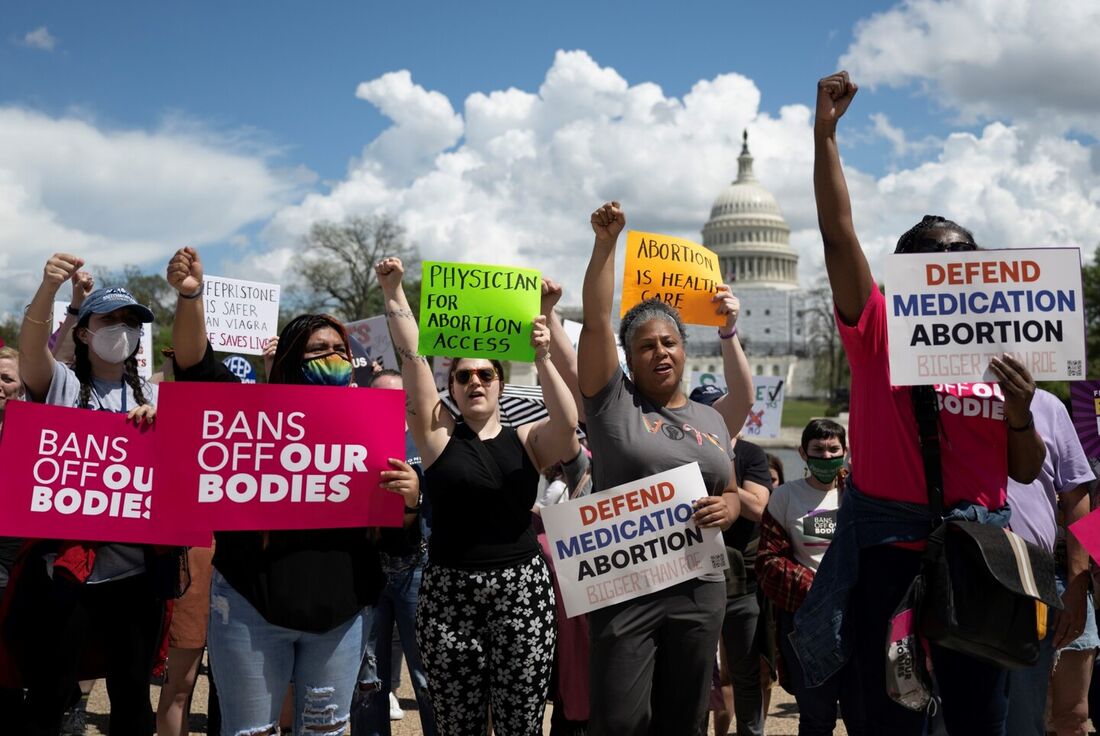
left=0, top=69, right=1097, bottom=736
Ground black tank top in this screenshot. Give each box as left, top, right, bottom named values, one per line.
left=423, top=423, right=539, bottom=570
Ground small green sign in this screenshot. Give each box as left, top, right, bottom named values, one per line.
left=418, top=261, right=541, bottom=362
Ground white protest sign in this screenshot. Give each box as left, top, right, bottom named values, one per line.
left=884, top=248, right=1085, bottom=385
left=203, top=276, right=281, bottom=356
left=689, top=372, right=784, bottom=439
left=541, top=462, right=727, bottom=617
left=53, top=302, right=153, bottom=378
left=345, top=316, right=398, bottom=371
left=564, top=318, right=628, bottom=375
left=432, top=356, right=453, bottom=390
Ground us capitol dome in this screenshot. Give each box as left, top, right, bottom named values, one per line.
left=686, top=131, right=817, bottom=396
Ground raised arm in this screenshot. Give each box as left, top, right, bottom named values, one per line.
left=375, top=257, right=453, bottom=465
left=51, top=271, right=94, bottom=359
left=522, top=315, right=581, bottom=470
left=19, top=253, right=83, bottom=400
left=578, top=201, right=626, bottom=398
left=814, top=71, right=874, bottom=326
left=709, top=285, right=753, bottom=439
left=541, top=278, right=586, bottom=424
left=167, top=247, right=208, bottom=371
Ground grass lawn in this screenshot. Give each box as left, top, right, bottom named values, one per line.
left=781, top=399, right=833, bottom=428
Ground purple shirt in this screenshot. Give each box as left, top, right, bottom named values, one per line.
left=1007, top=389, right=1095, bottom=553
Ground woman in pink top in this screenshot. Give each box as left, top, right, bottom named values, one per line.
left=792, top=70, right=1047, bottom=736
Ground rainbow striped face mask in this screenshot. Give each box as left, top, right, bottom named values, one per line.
left=301, top=352, right=353, bottom=386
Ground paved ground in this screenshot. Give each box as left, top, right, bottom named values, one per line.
left=85, top=661, right=825, bottom=735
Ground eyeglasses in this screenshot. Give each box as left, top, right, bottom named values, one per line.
left=912, top=238, right=977, bottom=253
left=454, top=368, right=498, bottom=385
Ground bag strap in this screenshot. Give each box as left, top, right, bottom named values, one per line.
left=910, top=385, right=945, bottom=526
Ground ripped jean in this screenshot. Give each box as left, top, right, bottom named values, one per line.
left=208, top=569, right=367, bottom=736
left=351, top=554, right=437, bottom=736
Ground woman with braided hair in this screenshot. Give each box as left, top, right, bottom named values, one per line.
left=8, top=252, right=166, bottom=735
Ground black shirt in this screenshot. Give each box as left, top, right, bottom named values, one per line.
left=174, top=344, right=384, bottom=632
left=423, top=422, right=539, bottom=570
left=724, top=438, right=772, bottom=596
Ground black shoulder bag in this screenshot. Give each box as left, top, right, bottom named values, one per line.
left=911, top=384, right=1061, bottom=668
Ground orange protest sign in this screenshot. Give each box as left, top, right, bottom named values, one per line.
left=621, top=230, right=725, bottom=326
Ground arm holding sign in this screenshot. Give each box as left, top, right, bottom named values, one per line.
left=167, top=246, right=207, bottom=371
left=710, top=285, right=753, bottom=439
left=579, top=201, right=627, bottom=398
left=20, top=253, right=84, bottom=399
left=814, top=72, right=875, bottom=327
left=520, top=316, right=580, bottom=471
left=989, top=354, right=1045, bottom=483
left=380, top=457, right=422, bottom=530
left=541, top=278, right=586, bottom=423
left=376, top=257, right=454, bottom=466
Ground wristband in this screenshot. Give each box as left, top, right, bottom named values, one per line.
left=179, top=283, right=204, bottom=300
left=718, top=325, right=738, bottom=340
left=1008, top=413, right=1034, bottom=432
left=66, top=304, right=80, bottom=317
left=22, top=305, right=51, bottom=326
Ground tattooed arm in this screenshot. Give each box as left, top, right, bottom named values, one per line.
left=376, top=257, right=454, bottom=466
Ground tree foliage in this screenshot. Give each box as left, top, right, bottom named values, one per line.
left=293, top=215, right=421, bottom=322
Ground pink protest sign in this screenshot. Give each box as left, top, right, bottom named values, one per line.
left=156, top=382, right=406, bottom=531
left=0, top=401, right=201, bottom=545
left=1070, top=509, right=1100, bottom=567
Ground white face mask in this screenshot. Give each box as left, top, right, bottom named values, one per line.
left=87, top=324, right=141, bottom=363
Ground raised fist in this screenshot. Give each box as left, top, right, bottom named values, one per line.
left=166, top=247, right=204, bottom=295
left=816, top=71, right=858, bottom=129
left=375, top=257, right=405, bottom=292
left=43, top=254, right=84, bottom=290
left=591, top=201, right=625, bottom=244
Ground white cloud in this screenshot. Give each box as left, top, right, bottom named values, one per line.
left=21, top=26, right=57, bottom=52
left=264, top=49, right=1100, bottom=306
left=841, top=0, right=1100, bottom=135
left=0, top=108, right=301, bottom=305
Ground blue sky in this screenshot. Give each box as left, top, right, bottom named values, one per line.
left=2, top=0, right=1098, bottom=304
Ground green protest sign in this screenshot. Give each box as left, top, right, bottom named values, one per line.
left=418, top=261, right=541, bottom=362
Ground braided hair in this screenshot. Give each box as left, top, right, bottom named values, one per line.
left=73, top=317, right=150, bottom=409
left=894, top=215, right=977, bottom=254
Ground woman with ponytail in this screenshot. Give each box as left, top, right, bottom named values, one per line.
left=11, top=252, right=165, bottom=736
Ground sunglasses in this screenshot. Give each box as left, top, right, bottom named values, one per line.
left=454, top=368, right=498, bottom=386
left=911, top=238, right=977, bottom=253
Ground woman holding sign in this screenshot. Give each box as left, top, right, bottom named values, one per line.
left=797, top=71, right=1047, bottom=735
left=166, top=246, right=396, bottom=736
left=11, top=253, right=167, bottom=735
left=578, top=202, right=741, bottom=735
left=376, top=256, right=579, bottom=735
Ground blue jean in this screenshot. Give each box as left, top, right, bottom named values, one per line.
left=351, top=558, right=437, bottom=736
left=777, top=610, right=866, bottom=736
left=207, top=569, right=367, bottom=736
left=847, top=544, right=1009, bottom=736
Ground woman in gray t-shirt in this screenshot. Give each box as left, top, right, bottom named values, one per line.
left=578, top=202, right=742, bottom=734
left=12, top=253, right=162, bottom=734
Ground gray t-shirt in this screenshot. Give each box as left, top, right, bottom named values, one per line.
left=583, top=369, right=734, bottom=583
left=44, top=361, right=158, bottom=583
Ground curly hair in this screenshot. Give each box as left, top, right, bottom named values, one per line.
left=73, top=317, right=149, bottom=409
left=269, top=313, right=351, bottom=385
left=894, top=215, right=977, bottom=254
left=618, top=298, right=688, bottom=357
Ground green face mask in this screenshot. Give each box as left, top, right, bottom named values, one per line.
left=805, top=455, right=845, bottom=484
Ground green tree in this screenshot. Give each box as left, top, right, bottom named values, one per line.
left=292, top=215, right=421, bottom=322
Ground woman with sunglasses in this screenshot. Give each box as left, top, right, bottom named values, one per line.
left=167, top=247, right=392, bottom=736
left=376, top=256, right=579, bottom=735
left=792, top=71, right=1046, bottom=735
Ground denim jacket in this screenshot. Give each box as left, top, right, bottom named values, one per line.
left=790, top=483, right=1011, bottom=687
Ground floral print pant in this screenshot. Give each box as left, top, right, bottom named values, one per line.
left=416, top=555, right=556, bottom=735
